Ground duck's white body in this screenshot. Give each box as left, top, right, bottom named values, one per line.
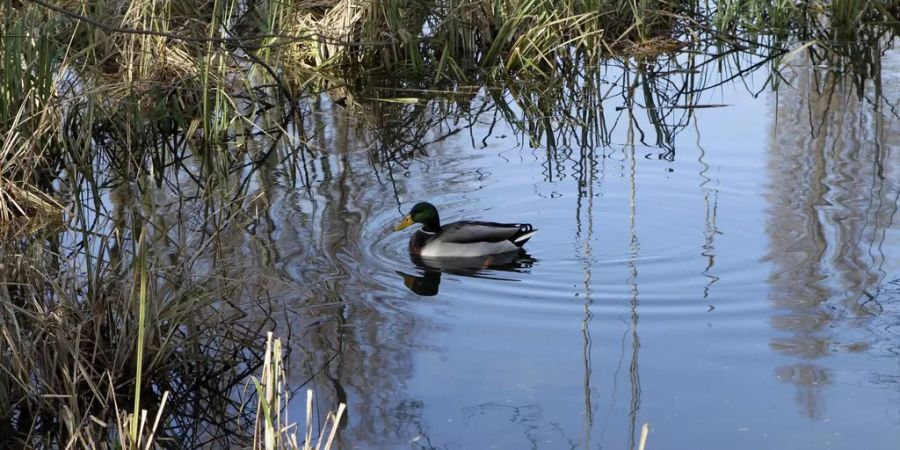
left=410, top=221, right=537, bottom=258
left=418, top=236, right=522, bottom=258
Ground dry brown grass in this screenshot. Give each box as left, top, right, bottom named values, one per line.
left=0, top=97, right=64, bottom=223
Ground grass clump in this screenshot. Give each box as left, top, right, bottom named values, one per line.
left=0, top=6, right=65, bottom=221
left=287, top=0, right=695, bottom=81
left=714, top=0, right=899, bottom=36
left=0, top=191, right=278, bottom=447
left=108, top=332, right=347, bottom=450
left=251, top=333, right=346, bottom=450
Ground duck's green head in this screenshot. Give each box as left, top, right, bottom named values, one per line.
left=394, top=202, right=440, bottom=231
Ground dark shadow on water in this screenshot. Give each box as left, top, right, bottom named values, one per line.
left=397, top=251, right=536, bottom=296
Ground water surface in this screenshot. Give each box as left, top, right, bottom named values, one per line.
left=260, top=43, right=900, bottom=449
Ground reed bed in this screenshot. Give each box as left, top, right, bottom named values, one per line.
left=251, top=333, right=345, bottom=450
left=0, top=219, right=269, bottom=447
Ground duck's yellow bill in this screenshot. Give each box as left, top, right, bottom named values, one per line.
left=394, top=215, right=414, bottom=231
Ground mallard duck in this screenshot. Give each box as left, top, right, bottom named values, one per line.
left=393, top=202, right=537, bottom=257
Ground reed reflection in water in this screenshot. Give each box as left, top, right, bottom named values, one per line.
left=765, top=40, right=900, bottom=419
left=274, top=36, right=900, bottom=448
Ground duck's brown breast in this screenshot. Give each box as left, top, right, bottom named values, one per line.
left=409, top=230, right=434, bottom=255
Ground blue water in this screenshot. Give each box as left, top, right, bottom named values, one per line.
left=268, top=45, right=900, bottom=449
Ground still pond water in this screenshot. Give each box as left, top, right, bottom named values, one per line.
left=240, top=46, right=900, bottom=449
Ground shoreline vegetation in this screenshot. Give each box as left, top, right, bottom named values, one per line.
left=0, top=0, right=898, bottom=447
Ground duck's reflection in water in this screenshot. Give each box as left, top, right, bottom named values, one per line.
left=397, top=250, right=536, bottom=296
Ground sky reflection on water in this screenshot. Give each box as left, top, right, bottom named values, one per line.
left=270, top=41, right=900, bottom=449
